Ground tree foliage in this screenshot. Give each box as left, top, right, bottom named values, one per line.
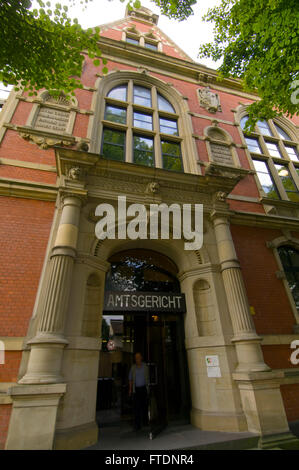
left=149, top=0, right=196, bottom=20
left=1, top=0, right=298, bottom=126
left=0, top=0, right=107, bottom=97
left=198, top=0, right=299, bottom=128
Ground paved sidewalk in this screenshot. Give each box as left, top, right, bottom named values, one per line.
left=86, top=423, right=259, bottom=450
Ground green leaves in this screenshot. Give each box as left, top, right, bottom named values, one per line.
left=150, top=0, right=196, bottom=21
left=0, top=0, right=105, bottom=97
left=198, top=0, right=299, bottom=127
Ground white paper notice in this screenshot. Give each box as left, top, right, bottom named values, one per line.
left=207, top=366, right=221, bottom=378
left=205, top=355, right=221, bottom=377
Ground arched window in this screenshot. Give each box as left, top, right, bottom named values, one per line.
left=278, top=245, right=299, bottom=309
left=105, top=249, right=180, bottom=292
left=240, top=116, right=299, bottom=202
left=101, top=81, right=183, bottom=172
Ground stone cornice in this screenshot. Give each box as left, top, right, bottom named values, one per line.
left=230, top=209, right=299, bottom=230
left=55, top=147, right=249, bottom=210
left=0, top=178, right=57, bottom=201
left=96, top=37, right=258, bottom=98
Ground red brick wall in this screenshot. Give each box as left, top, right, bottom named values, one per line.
left=0, top=197, right=55, bottom=338
left=0, top=197, right=54, bottom=448
left=261, top=345, right=298, bottom=370
left=231, top=225, right=296, bottom=335
left=0, top=352, right=23, bottom=383
left=0, top=404, right=12, bottom=450
left=280, top=384, right=299, bottom=422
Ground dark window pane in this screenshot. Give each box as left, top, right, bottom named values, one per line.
left=104, top=105, right=126, bottom=124
left=163, top=155, right=183, bottom=172
left=157, top=93, right=175, bottom=113
left=161, top=141, right=181, bottom=157
left=133, top=112, right=153, bottom=130
left=102, top=129, right=125, bottom=162
left=245, top=137, right=262, bottom=154
left=133, top=86, right=151, bottom=107
left=133, top=135, right=154, bottom=167
left=274, top=124, right=291, bottom=140
left=107, top=85, right=127, bottom=102
left=278, top=246, right=299, bottom=309
left=274, top=163, right=299, bottom=201
left=161, top=141, right=182, bottom=172
left=252, top=159, right=279, bottom=199
left=145, top=42, right=157, bottom=50
left=257, top=120, right=272, bottom=136
left=126, top=37, right=139, bottom=45
left=160, top=117, right=178, bottom=135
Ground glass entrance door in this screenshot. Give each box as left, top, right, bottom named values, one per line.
left=97, top=311, right=190, bottom=438
left=146, top=313, right=168, bottom=439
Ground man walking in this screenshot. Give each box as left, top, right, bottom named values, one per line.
left=129, top=352, right=149, bottom=431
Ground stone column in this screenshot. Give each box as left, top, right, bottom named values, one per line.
left=212, top=212, right=269, bottom=372
left=19, top=194, right=82, bottom=384
left=212, top=212, right=299, bottom=446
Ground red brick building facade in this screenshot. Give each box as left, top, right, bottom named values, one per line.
left=0, top=7, right=298, bottom=450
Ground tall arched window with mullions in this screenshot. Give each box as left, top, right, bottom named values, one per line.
left=240, top=115, right=299, bottom=202
left=278, top=245, right=299, bottom=310
left=101, top=81, right=183, bottom=172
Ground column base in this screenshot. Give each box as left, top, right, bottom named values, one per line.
left=190, top=408, right=248, bottom=432
left=19, top=334, right=68, bottom=385
left=5, top=383, right=66, bottom=450
left=54, top=421, right=99, bottom=450
left=233, top=370, right=290, bottom=436
left=232, top=334, right=271, bottom=373
left=19, top=373, right=65, bottom=385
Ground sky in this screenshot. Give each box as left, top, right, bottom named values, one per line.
left=60, top=0, right=222, bottom=65
left=0, top=0, right=222, bottom=100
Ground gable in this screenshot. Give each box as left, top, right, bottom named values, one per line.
left=96, top=14, right=194, bottom=62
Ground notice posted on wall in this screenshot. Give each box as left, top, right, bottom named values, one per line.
left=205, top=355, right=221, bottom=378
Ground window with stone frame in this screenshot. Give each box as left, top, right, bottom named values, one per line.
left=278, top=245, right=299, bottom=310
left=240, top=116, right=299, bottom=202
left=124, top=29, right=160, bottom=51
left=101, top=81, right=183, bottom=172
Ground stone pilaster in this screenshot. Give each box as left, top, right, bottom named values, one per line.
left=212, top=211, right=299, bottom=446
left=19, top=194, right=82, bottom=384
left=212, top=213, right=269, bottom=372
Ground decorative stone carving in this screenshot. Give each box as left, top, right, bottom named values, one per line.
left=145, top=181, right=160, bottom=194
left=215, top=191, right=228, bottom=202
left=205, top=162, right=244, bottom=182
left=207, top=127, right=226, bottom=141
left=198, top=87, right=222, bottom=113
left=19, top=131, right=74, bottom=149
left=126, top=6, right=159, bottom=25
left=76, top=141, right=89, bottom=152
left=68, top=166, right=85, bottom=181
left=41, top=92, right=71, bottom=107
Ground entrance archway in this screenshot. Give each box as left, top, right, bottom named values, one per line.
left=96, top=249, right=191, bottom=439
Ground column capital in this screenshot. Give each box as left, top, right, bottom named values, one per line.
left=59, top=189, right=87, bottom=208
left=210, top=209, right=231, bottom=224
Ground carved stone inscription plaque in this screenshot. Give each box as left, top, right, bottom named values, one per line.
left=210, top=143, right=233, bottom=166
left=35, top=106, right=70, bottom=133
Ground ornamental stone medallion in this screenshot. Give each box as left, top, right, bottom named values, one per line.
left=198, top=86, right=222, bottom=113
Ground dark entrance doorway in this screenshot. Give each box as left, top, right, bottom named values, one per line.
left=96, top=249, right=191, bottom=439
